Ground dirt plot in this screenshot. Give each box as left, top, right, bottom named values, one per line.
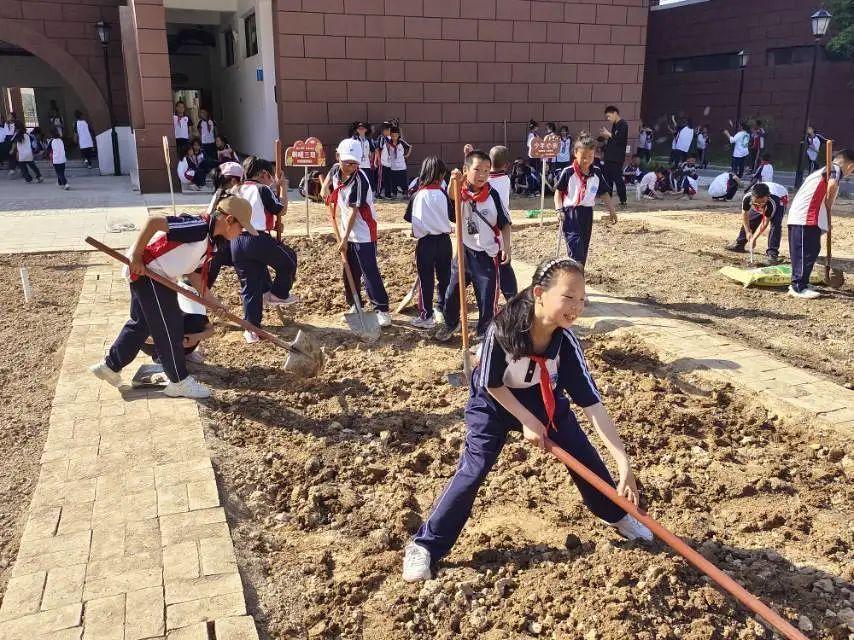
left=192, top=235, right=852, bottom=639
left=513, top=219, right=854, bottom=389
left=0, top=253, right=86, bottom=598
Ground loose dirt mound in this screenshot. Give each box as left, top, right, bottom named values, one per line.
left=0, top=253, right=86, bottom=597
left=195, top=238, right=853, bottom=639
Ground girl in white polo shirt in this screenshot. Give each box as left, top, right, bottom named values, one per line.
left=47, top=126, right=69, bottom=190
left=404, top=257, right=651, bottom=581
left=197, top=108, right=216, bottom=159
left=173, top=100, right=192, bottom=152
left=381, top=125, right=412, bottom=199
left=12, top=121, right=43, bottom=184
left=323, top=138, right=391, bottom=327
left=404, top=156, right=452, bottom=329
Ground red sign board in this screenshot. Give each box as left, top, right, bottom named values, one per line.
left=285, top=137, right=325, bottom=167
left=529, top=134, right=561, bottom=159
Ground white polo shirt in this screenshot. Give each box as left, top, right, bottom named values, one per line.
left=199, top=119, right=215, bottom=145
left=555, top=163, right=611, bottom=209
left=460, top=184, right=510, bottom=257
left=381, top=139, right=410, bottom=170
left=675, top=126, right=694, bottom=153
left=50, top=138, right=66, bottom=164
left=488, top=171, right=511, bottom=214
left=76, top=119, right=93, bottom=149
left=123, top=215, right=211, bottom=283
left=729, top=131, right=750, bottom=158
left=174, top=114, right=191, bottom=139
left=639, top=171, right=656, bottom=192
left=787, top=165, right=841, bottom=232
left=406, top=185, right=453, bottom=238
left=331, top=165, right=378, bottom=243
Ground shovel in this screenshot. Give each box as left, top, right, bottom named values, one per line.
left=555, top=210, right=564, bottom=258
left=447, top=173, right=473, bottom=387
left=85, top=237, right=324, bottom=377
left=325, top=206, right=381, bottom=342
left=823, top=139, right=845, bottom=288
left=395, top=277, right=420, bottom=313
left=162, top=136, right=177, bottom=215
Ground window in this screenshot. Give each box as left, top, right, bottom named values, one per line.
left=767, top=46, right=819, bottom=66
left=658, top=52, right=741, bottom=74
left=224, top=29, right=235, bottom=67
left=244, top=12, right=258, bottom=58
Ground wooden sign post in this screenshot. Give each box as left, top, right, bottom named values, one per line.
left=529, top=134, right=561, bottom=226
left=284, top=137, right=325, bottom=237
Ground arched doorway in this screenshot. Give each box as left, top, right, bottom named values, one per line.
left=0, top=21, right=110, bottom=132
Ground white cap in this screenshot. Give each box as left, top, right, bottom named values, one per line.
left=219, top=161, right=243, bottom=178
left=336, top=138, right=362, bottom=163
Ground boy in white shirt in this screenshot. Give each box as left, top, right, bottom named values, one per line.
left=723, top=122, right=751, bottom=178
left=47, top=126, right=70, bottom=190
left=74, top=110, right=96, bottom=169
left=487, top=145, right=518, bottom=301
left=173, top=100, right=192, bottom=152
left=197, top=108, right=217, bottom=159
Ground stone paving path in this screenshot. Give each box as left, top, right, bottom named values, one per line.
left=0, top=255, right=258, bottom=640
left=512, top=259, right=854, bottom=435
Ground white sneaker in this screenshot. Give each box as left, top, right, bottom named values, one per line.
left=89, top=361, right=121, bottom=388
left=377, top=311, right=392, bottom=327
left=164, top=375, right=210, bottom=399
left=186, top=350, right=205, bottom=364
left=264, top=292, right=300, bottom=307
left=787, top=285, right=820, bottom=299
left=433, top=308, right=445, bottom=325
left=410, top=316, right=435, bottom=329
left=433, top=323, right=460, bottom=342
left=402, top=542, right=432, bottom=582
left=64, top=184, right=70, bottom=190
left=610, top=514, right=653, bottom=542
left=243, top=330, right=260, bottom=344
left=36, top=176, right=44, bottom=183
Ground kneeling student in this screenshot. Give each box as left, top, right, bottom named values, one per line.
left=725, top=182, right=788, bottom=265
left=404, top=258, right=652, bottom=582
left=89, top=195, right=257, bottom=399
left=709, top=172, right=741, bottom=201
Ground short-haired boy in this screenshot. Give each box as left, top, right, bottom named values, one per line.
left=487, top=145, right=518, bottom=301
left=725, top=182, right=788, bottom=264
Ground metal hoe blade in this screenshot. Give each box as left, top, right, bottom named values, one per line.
left=283, top=329, right=325, bottom=377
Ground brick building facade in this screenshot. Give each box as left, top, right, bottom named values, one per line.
left=2, top=0, right=649, bottom=193
left=642, top=0, right=854, bottom=163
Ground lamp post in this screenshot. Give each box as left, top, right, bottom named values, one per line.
left=734, top=50, right=749, bottom=127
left=96, top=20, right=121, bottom=176
left=794, top=9, right=832, bottom=188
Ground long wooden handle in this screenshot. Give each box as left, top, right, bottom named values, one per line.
left=825, top=139, right=833, bottom=276
left=274, top=139, right=283, bottom=242
left=84, top=236, right=304, bottom=356
left=452, top=177, right=471, bottom=365
left=162, top=136, right=176, bottom=216
left=545, top=440, right=808, bottom=640
left=325, top=204, right=365, bottom=315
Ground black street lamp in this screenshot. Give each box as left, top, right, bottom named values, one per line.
left=96, top=20, right=121, bottom=176
left=794, top=9, right=832, bottom=188
left=734, top=50, right=749, bottom=126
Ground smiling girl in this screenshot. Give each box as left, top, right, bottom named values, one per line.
left=404, top=257, right=651, bottom=581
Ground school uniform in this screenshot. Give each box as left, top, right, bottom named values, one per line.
left=751, top=161, right=774, bottom=185
left=442, top=183, right=510, bottom=336
left=526, top=131, right=541, bottom=174
left=787, top=166, right=840, bottom=292
left=638, top=171, right=657, bottom=197
left=353, top=134, right=378, bottom=192
left=413, top=325, right=626, bottom=562
left=177, top=156, right=206, bottom=188
left=217, top=145, right=238, bottom=163
left=198, top=118, right=216, bottom=158
left=380, top=138, right=410, bottom=198
left=105, top=215, right=216, bottom=384
left=50, top=115, right=64, bottom=138
left=734, top=183, right=788, bottom=259
left=696, top=132, right=708, bottom=167
left=636, top=130, right=649, bottom=162
left=404, top=184, right=453, bottom=321
left=678, top=161, right=698, bottom=195
left=673, top=126, right=694, bottom=164
left=49, top=137, right=68, bottom=187
left=554, top=137, right=572, bottom=174
left=709, top=172, right=739, bottom=201
left=555, top=162, right=612, bottom=265
left=329, top=164, right=389, bottom=312
left=806, top=135, right=820, bottom=173
left=623, top=165, right=642, bottom=185
left=14, top=132, right=42, bottom=182
left=76, top=119, right=95, bottom=166
left=233, top=181, right=297, bottom=325
left=140, top=283, right=210, bottom=362
left=488, top=170, right=519, bottom=301
left=174, top=114, right=192, bottom=150
left=728, top=131, right=751, bottom=178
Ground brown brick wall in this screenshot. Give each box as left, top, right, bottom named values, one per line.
left=0, top=0, right=129, bottom=130
left=276, top=0, right=649, bottom=167
left=642, top=0, right=854, bottom=162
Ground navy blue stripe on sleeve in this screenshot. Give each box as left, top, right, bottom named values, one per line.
left=165, top=215, right=209, bottom=243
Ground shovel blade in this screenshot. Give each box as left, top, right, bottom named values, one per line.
left=344, top=310, right=381, bottom=342
left=283, top=329, right=325, bottom=377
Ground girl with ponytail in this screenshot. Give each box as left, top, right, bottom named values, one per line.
left=403, top=257, right=651, bottom=582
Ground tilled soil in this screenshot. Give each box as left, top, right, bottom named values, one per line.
left=0, top=253, right=86, bottom=596
left=513, top=219, right=854, bottom=388
left=195, top=236, right=853, bottom=639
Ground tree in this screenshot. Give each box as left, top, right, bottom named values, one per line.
left=826, top=0, right=854, bottom=60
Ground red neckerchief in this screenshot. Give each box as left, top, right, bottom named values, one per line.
left=459, top=179, right=491, bottom=203
left=529, top=355, right=557, bottom=433
left=417, top=181, right=442, bottom=191
left=135, top=214, right=214, bottom=292
left=571, top=160, right=589, bottom=206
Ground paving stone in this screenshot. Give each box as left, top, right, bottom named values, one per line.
left=163, top=542, right=200, bottom=581
left=82, top=595, right=124, bottom=640
left=165, top=622, right=208, bottom=640
left=17, top=531, right=92, bottom=561
left=186, top=480, right=220, bottom=511
left=125, top=586, right=165, bottom=640
left=41, top=564, right=87, bottom=611
left=0, top=603, right=81, bottom=640
left=166, top=592, right=246, bottom=630
left=198, top=537, right=237, bottom=577
left=0, top=571, right=46, bottom=621
left=164, top=573, right=243, bottom=606
left=157, top=483, right=190, bottom=516
left=215, top=616, right=259, bottom=640
left=21, top=506, right=62, bottom=542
